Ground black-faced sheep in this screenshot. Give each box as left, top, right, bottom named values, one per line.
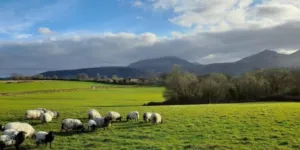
left=126, top=111, right=139, bottom=121
left=61, top=119, right=85, bottom=132
left=40, top=112, right=53, bottom=123
left=88, top=120, right=97, bottom=131
left=143, top=112, right=152, bottom=122
left=35, top=131, right=55, bottom=148
left=150, top=113, right=163, bottom=124
left=45, top=110, right=60, bottom=118
left=0, top=131, right=26, bottom=150
left=93, top=116, right=113, bottom=129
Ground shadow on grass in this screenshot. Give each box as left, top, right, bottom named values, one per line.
left=55, top=131, right=87, bottom=137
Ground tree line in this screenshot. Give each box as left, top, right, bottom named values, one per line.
left=147, top=65, right=300, bottom=105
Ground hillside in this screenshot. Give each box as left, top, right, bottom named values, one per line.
left=40, top=67, right=147, bottom=78
left=128, top=56, right=199, bottom=73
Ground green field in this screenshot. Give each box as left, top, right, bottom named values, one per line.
left=1, top=81, right=300, bottom=150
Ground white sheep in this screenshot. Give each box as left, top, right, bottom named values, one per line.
left=88, top=109, right=101, bottom=119
left=0, top=131, right=26, bottom=150
left=40, top=112, right=53, bottom=123
left=93, top=116, right=112, bottom=129
left=25, top=110, right=44, bottom=120
left=126, top=111, right=139, bottom=121
left=61, top=119, right=85, bottom=132
left=150, top=113, right=163, bottom=124
left=105, top=111, right=122, bottom=121
left=3, top=122, right=35, bottom=138
left=87, top=120, right=97, bottom=131
left=143, top=112, right=152, bottom=122
left=2, top=129, right=19, bottom=136
left=35, top=131, right=55, bottom=148
left=45, top=110, right=60, bottom=118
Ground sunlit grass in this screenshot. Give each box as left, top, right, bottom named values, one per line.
left=0, top=81, right=300, bottom=149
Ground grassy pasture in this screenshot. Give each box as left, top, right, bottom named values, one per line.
left=0, top=81, right=300, bottom=150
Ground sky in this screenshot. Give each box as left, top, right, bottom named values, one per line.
left=1, top=0, right=300, bottom=77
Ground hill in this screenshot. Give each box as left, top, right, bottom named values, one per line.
left=40, top=67, right=147, bottom=78
left=130, top=49, right=300, bottom=75
left=128, top=56, right=199, bottom=73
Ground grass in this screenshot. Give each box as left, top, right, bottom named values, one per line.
left=1, top=81, right=300, bottom=150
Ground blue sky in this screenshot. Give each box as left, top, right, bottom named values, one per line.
left=1, top=0, right=300, bottom=76
left=0, top=0, right=183, bottom=39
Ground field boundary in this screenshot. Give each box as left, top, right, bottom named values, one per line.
left=0, top=86, right=142, bottom=96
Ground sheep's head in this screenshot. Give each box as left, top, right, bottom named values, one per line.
left=126, top=115, right=130, bottom=121
left=91, top=124, right=96, bottom=131
left=46, top=131, right=55, bottom=142
left=76, top=124, right=85, bottom=132
left=0, top=124, right=4, bottom=131
left=15, top=131, right=26, bottom=145
left=104, top=116, right=112, bottom=126
left=56, top=112, right=60, bottom=118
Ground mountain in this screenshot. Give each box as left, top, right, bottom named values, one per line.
left=129, top=50, right=300, bottom=75
left=39, top=49, right=300, bottom=78
left=128, top=56, right=199, bottom=73
left=40, top=67, right=147, bottom=78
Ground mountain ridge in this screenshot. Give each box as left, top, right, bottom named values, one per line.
left=40, top=50, right=300, bottom=78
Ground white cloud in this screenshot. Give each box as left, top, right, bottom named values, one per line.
left=38, top=27, right=53, bottom=35
left=150, top=0, right=300, bottom=32
left=201, top=54, right=216, bottom=60
left=277, top=49, right=299, bottom=55
left=133, top=0, right=143, bottom=7
left=13, top=34, right=32, bottom=39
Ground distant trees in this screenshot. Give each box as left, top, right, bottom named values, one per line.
left=151, top=65, right=300, bottom=105
left=77, top=73, right=89, bottom=81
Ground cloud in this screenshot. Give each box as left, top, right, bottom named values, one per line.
left=1, top=20, right=300, bottom=76
left=13, top=34, right=32, bottom=39
left=150, top=0, right=300, bottom=32
left=133, top=0, right=143, bottom=7
left=277, top=49, right=299, bottom=55
left=38, top=27, right=53, bottom=35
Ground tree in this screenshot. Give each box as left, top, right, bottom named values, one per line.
left=35, top=74, right=44, bottom=80
left=77, top=73, right=89, bottom=81
left=10, top=73, right=23, bottom=80
left=52, top=75, right=58, bottom=80
left=163, top=65, right=201, bottom=103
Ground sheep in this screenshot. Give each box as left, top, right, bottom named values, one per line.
left=2, top=129, right=19, bottom=136
left=40, top=112, right=53, bottom=123
left=150, top=113, right=163, bottom=124
left=25, top=110, right=44, bottom=120
left=93, top=116, right=112, bottom=129
left=126, top=111, right=139, bottom=121
left=0, top=131, right=26, bottom=150
left=35, top=131, right=55, bottom=148
left=87, top=120, right=97, bottom=131
left=61, top=119, right=85, bottom=132
left=45, top=110, right=60, bottom=118
left=106, top=111, right=122, bottom=121
left=143, top=112, right=152, bottom=122
left=88, top=109, right=101, bottom=119
left=3, top=122, right=35, bottom=138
